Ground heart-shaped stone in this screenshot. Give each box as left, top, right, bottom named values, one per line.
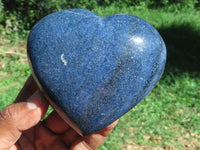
left=27, top=9, right=166, bottom=136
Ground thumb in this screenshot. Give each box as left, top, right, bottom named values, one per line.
left=0, top=91, right=49, bottom=149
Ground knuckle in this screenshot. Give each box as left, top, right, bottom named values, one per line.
left=0, top=105, right=15, bottom=122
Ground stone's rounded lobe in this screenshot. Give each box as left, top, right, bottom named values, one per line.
left=27, top=9, right=167, bottom=136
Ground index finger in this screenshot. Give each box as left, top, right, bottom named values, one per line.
left=15, top=75, right=39, bottom=103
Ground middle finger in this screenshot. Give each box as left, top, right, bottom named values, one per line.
left=42, top=111, right=70, bottom=134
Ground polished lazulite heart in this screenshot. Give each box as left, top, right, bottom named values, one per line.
left=27, top=9, right=166, bottom=136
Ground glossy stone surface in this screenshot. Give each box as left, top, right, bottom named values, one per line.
left=27, top=9, right=166, bottom=136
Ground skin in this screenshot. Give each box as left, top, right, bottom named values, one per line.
left=0, top=76, right=118, bottom=150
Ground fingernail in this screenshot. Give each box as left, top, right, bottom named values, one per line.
left=27, top=102, right=38, bottom=110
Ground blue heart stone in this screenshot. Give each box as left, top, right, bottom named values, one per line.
left=27, top=9, right=166, bottom=136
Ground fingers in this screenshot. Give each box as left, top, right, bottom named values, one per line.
left=16, top=76, right=70, bottom=134
left=15, top=75, right=39, bottom=103
left=18, top=134, right=35, bottom=150
left=63, top=128, right=79, bottom=146
left=71, top=120, right=118, bottom=150
left=34, top=124, right=68, bottom=150
left=0, top=91, right=49, bottom=149
left=43, top=111, right=70, bottom=134
left=43, top=112, right=118, bottom=149
left=27, top=91, right=49, bottom=120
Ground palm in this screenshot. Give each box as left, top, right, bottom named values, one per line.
left=17, top=111, right=74, bottom=149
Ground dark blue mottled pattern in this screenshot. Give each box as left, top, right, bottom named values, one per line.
left=27, top=9, right=166, bottom=136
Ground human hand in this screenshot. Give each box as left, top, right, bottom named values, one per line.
left=0, top=76, right=118, bottom=150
